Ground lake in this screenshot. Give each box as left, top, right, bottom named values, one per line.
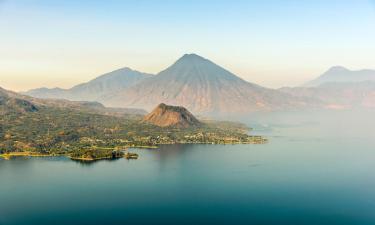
left=1, top=110, right=375, bottom=225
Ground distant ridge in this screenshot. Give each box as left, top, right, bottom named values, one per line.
left=25, top=67, right=153, bottom=101
left=278, top=66, right=375, bottom=109
left=143, top=103, right=201, bottom=128
left=280, top=81, right=375, bottom=109
left=304, top=66, right=375, bottom=87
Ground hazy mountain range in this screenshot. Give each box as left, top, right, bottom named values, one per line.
left=279, top=66, right=375, bottom=109
left=24, top=54, right=375, bottom=114
left=25, top=54, right=311, bottom=115
left=304, top=66, right=375, bottom=87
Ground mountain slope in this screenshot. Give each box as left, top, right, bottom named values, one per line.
left=0, top=87, right=39, bottom=115
left=305, top=66, right=375, bottom=87
left=25, top=67, right=152, bottom=101
left=143, top=103, right=201, bottom=128
left=105, top=54, right=307, bottom=114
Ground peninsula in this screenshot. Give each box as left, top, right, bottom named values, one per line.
left=0, top=87, right=267, bottom=161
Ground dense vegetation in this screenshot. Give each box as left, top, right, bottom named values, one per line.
left=0, top=105, right=266, bottom=160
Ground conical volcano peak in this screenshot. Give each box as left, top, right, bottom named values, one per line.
left=155, top=53, right=245, bottom=83
left=176, top=53, right=210, bottom=63
left=181, top=53, right=205, bottom=58
left=327, top=66, right=349, bottom=73
left=90, top=54, right=299, bottom=114
left=143, top=103, right=201, bottom=128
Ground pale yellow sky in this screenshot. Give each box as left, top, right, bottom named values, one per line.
left=1, top=1, right=375, bottom=91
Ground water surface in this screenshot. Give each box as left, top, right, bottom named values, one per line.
left=1, top=110, right=375, bottom=225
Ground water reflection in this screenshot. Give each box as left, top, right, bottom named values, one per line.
left=70, top=157, right=122, bottom=167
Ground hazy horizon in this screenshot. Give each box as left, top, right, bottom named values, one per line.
left=1, top=0, right=375, bottom=91
left=2, top=2, right=375, bottom=224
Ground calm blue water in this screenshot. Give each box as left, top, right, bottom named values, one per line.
left=1, top=111, right=375, bottom=225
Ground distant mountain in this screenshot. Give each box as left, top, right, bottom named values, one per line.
left=283, top=66, right=375, bottom=109
left=104, top=54, right=307, bottom=114
left=24, top=87, right=66, bottom=99
left=280, top=81, right=375, bottom=109
left=304, top=66, right=375, bottom=87
left=143, top=103, right=201, bottom=128
left=25, top=67, right=153, bottom=101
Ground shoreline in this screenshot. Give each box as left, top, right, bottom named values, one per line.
left=0, top=138, right=268, bottom=161
left=0, top=152, right=57, bottom=160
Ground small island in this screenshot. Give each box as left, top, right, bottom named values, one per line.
left=0, top=101, right=267, bottom=161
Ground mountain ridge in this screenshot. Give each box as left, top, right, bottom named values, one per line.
left=280, top=81, right=375, bottom=109
left=25, top=67, right=153, bottom=101
left=304, top=66, right=375, bottom=87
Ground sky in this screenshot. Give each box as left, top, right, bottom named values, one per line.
left=1, top=0, right=375, bottom=91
